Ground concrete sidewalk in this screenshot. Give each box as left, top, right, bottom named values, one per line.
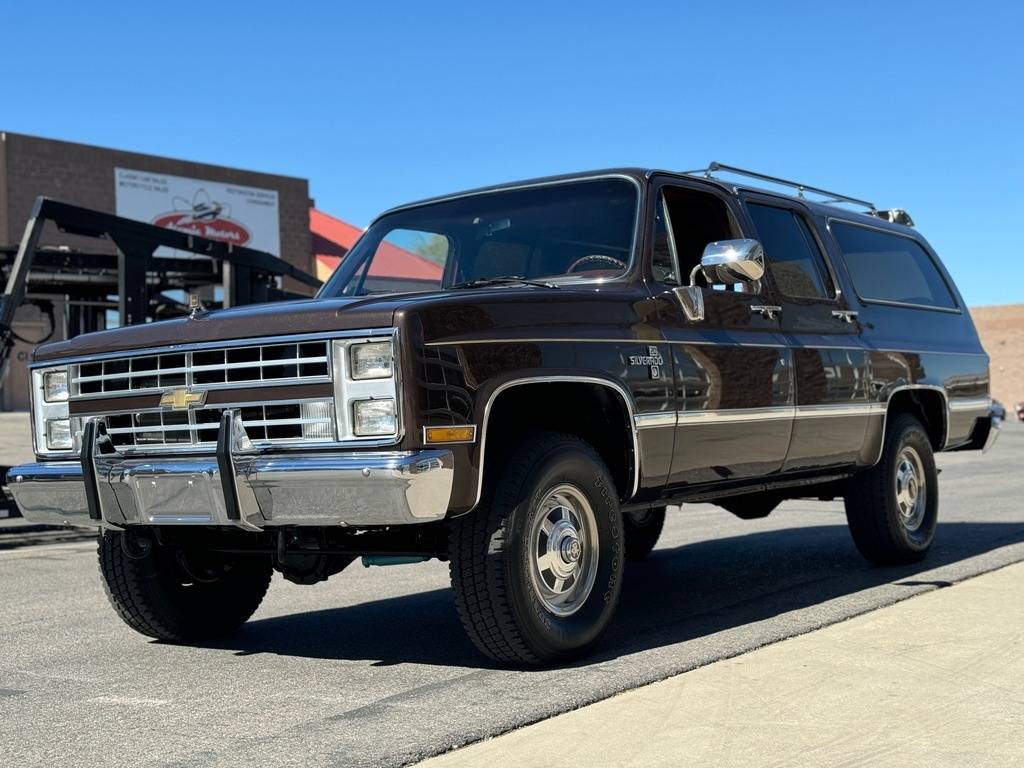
left=421, top=562, right=1024, bottom=768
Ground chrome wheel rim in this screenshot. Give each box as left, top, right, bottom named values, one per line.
left=895, top=446, right=927, bottom=532
left=528, top=484, right=599, bottom=617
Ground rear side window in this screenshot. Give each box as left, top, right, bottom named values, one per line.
left=747, top=204, right=834, bottom=299
left=830, top=222, right=956, bottom=310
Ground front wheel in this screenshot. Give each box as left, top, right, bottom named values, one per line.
left=448, top=433, right=624, bottom=666
left=98, top=531, right=273, bottom=641
left=844, top=413, right=939, bottom=565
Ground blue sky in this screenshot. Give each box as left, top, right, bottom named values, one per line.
left=2, top=1, right=1021, bottom=306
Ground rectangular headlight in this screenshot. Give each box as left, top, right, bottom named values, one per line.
left=46, top=418, right=73, bottom=450
left=350, top=341, right=394, bottom=380
left=33, top=366, right=75, bottom=456
left=43, top=370, right=69, bottom=402
left=352, top=399, right=396, bottom=436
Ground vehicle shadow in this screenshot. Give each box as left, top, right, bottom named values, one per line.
left=201, top=520, right=1024, bottom=668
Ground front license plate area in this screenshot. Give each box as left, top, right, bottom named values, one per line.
left=128, top=469, right=224, bottom=524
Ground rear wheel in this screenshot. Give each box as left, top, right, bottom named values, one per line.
left=98, top=530, right=272, bottom=641
left=622, top=506, right=665, bottom=560
left=844, top=413, right=939, bottom=565
left=448, top=432, right=624, bottom=666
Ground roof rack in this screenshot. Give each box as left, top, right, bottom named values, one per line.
left=683, top=161, right=877, bottom=212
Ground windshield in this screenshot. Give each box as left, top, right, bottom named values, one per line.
left=320, top=177, right=638, bottom=297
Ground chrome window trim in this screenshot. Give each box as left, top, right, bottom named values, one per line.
left=29, top=328, right=396, bottom=370
left=742, top=196, right=844, bottom=303
left=324, top=174, right=645, bottom=296
left=824, top=217, right=962, bottom=314
left=658, top=189, right=684, bottom=286
left=649, top=175, right=760, bottom=295
left=472, top=376, right=640, bottom=512
left=842, top=296, right=963, bottom=315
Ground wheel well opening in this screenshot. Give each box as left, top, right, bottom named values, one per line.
left=888, top=389, right=946, bottom=449
left=484, top=382, right=634, bottom=500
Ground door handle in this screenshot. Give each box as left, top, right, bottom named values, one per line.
left=751, top=305, right=782, bottom=320
left=831, top=310, right=859, bottom=324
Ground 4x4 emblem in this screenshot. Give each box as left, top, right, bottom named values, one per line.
left=160, top=388, right=208, bottom=411
left=629, top=346, right=664, bottom=380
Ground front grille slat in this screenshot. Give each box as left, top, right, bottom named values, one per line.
left=69, top=341, right=331, bottom=398
left=64, top=337, right=356, bottom=452
left=94, top=400, right=335, bottom=452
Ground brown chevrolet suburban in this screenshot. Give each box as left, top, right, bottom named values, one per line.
left=8, top=163, right=997, bottom=665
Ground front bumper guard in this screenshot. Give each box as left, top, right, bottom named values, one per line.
left=7, top=411, right=455, bottom=530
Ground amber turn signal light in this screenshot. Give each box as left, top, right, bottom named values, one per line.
left=423, top=425, right=477, bottom=444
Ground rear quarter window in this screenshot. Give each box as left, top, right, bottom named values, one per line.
left=830, top=222, right=957, bottom=310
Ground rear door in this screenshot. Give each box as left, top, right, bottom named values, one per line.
left=741, top=194, right=872, bottom=471
left=648, top=179, right=794, bottom=488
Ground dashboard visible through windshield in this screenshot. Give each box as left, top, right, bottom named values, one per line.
left=320, top=177, right=638, bottom=297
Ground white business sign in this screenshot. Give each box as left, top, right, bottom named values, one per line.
left=114, top=167, right=281, bottom=257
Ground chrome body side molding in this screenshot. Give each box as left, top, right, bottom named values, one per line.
left=634, top=402, right=887, bottom=429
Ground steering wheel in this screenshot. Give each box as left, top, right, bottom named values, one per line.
left=565, top=254, right=628, bottom=274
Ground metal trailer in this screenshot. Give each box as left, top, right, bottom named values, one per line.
left=0, top=196, right=321, bottom=516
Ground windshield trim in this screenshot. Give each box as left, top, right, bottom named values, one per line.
left=317, top=173, right=644, bottom=298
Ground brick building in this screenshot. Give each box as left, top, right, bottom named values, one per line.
left=0, top=132, right=314, bottom=410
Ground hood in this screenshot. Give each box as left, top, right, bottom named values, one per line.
left=33, top=295, right=415, bottom=362
left=34, top=282, right=653, bottom=363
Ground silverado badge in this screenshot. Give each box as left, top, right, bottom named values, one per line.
left=629, top=346, right=664, bottom=380
left=160, top=387, right=208, bottom=411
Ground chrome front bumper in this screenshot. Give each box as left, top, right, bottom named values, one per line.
left=7, top=412, right=454, bottom=530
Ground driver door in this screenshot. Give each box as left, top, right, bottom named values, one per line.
left=649, top=180, right=794, bottom=489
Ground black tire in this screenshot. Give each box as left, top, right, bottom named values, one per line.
left=622, top=506, right=666, bottom=560
left=98, top=530, right=273, bottom=642
left=448, top=432, right=624, bottom=666
left=844, top=413, right=939, bottom=565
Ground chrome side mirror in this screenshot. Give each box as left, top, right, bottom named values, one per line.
left=694, top=239, right=765, bottom=286
left=672, top=239, right=765, bottom=323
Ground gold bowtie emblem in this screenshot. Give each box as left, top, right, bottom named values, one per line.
left=160, top=388, right=208, bottom=411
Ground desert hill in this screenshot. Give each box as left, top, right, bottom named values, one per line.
left=971, top=304, right=1024, bottom=408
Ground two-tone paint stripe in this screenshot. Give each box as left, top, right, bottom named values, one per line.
left=634, top=402, right=888, bottom=429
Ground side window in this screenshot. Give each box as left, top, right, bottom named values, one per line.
left=659, top=186, right=747, bottom=291
left=651, top=194, right=681, bottom=284
left=830, top=222, right=956, bottom=310
left=747, top=203, right=834, bottom=300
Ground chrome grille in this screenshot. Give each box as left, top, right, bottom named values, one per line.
left=92, top=399, right=336, bottom=451
left=70, top=340, right=331, bottom=398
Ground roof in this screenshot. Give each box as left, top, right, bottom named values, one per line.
left=309, top=208, right=443, bottom=283
left=376, top=167, right=911, bottom=236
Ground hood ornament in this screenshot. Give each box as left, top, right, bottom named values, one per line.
left=187, top=293, right=208, bottom=321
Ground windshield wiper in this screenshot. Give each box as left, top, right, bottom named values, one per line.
left=449, top=275, right=560, bottom=290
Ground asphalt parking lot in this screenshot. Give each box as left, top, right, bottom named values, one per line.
left=2, top=420, right=1023, bottom=768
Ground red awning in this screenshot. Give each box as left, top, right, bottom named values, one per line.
left=310, top=208, right=443, bottom=283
